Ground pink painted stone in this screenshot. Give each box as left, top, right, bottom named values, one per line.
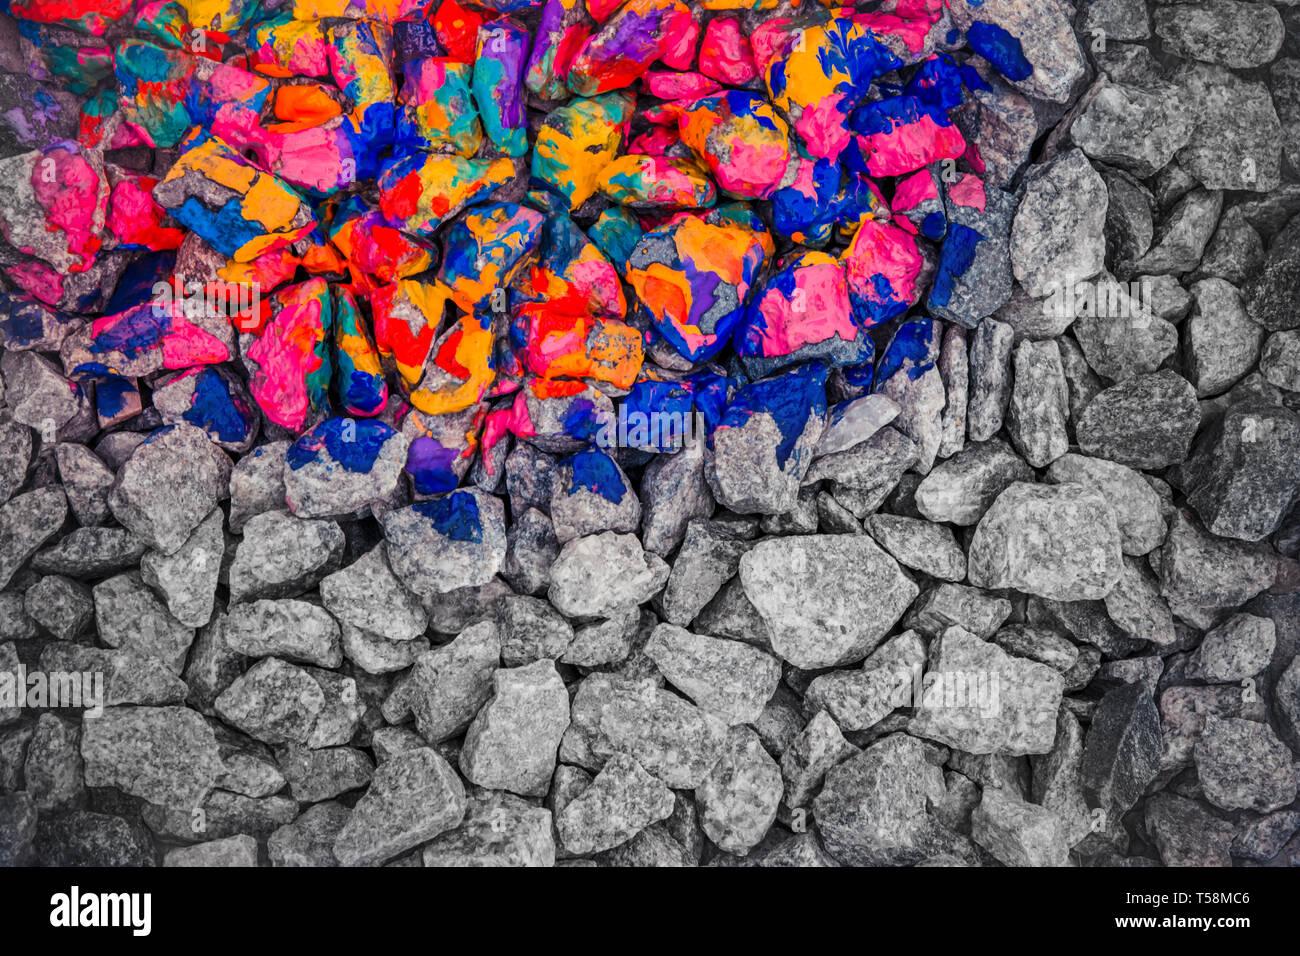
left=699, top=17, right=756, bottom=86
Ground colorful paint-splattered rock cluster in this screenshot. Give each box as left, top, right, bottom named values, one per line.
left=1, top=0, right=1300, bottom=868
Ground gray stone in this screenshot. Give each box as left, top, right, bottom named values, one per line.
left=108, top=423, right=231, bottom=555
left=1029, top=710, right=1093, bottom=847
left=996, top=282, right=1076, bottom=342
left=1155, top=2, right=1284, bottom=69
left=643, top=624, right=780, bottom=725
left=223, top=599, right=342, bottom=668
left=0, top=417, right=31, bottom=507
left=140, top=508, right=223, bottom=628
left=1232, top=810, right=1300, bottom=862
left=423, top=790, right=555, bottom=866
left=164, top=834, right=259, bottom=867
left=557, top=753, right=674, bottom=855
left=697, top=726, right=783, bottom=855
left=1046, top=454, right=1166, bottom=556
left=562, top=608, right=642, bottom=668
left=938, top=326, right=968, bottom=459
left=968, top=482, right=1122, bottom=601
left=214, top=658, right=361, bottom=748
left=0, top=592, right=36, bottom=642
left=864, top=514, right=966, bottom=582
left=1077, top=371, right=1201, bottom=469
left=0, top=350, right=82, bottom=436
left=460, top=660, right=570, bottom=797
left=501, top=507, right=559, bottom=595
left=1261, top=330, right=1300, bottom=392
left=1131, top=188, right=1224, bottom=276
left=0, top=486, right=67, bottom=589
left=24, top=574, right=93, bottom=641
left=548, top=531, right=669, bottom=619
left=1080, top=682, right=1161, bottom=816
left=903, top=583, right=1011, bottom=640
left=1275, top=653, right=1300, bottom=754
left=386, top=621, right=499, bottom=742
left=53, top=442, right=113, bottom=526
left=1275, top=59, right=1300, bottom=175
left=1102, top=170, right=1155, bottom=272
left=1198, top=206, right=1265, bottom=287
left=1164, top=686, right=1263, bottom=775
left=1175, top=62, right=1281, bottom=193
left=1193, top=613, right=1276, bottom=682
left=954, top=73, right=1038, bottom=188
left=560, top=673, right=727, bottom=788
left=333, top=748, right=467, bottom=866
left=1184, top=278, right=1265, bottom=397
left=344, top=619, right=426, bottom=671
left=914, top=437, right=1033, bottom=527
left=93, top=570, right=194, bottom=673
left=268, top=802, right=349, bottom=866
left=812, top=733, right=948, bottom=866
left=739, top=535, right=918, bottom=669
left=967, top=318, right=1015, bottom=441
left=33, top=810, right=154, bottom=867
left=421, top=577, right=511, bottom=635
left=320, top=543, right=426, bottom=642
left=81, top=705, right=223, bottom=810
left=184, top=617, right=246, bottom=715
left=25, top=714, right=83, bottom=813
left=1158, top=510, right=1277, bottom=625
left=660, top=520, right=750, bottom=626
left=1007, top=339, right=1069, bottom=468
left=780, top=710, right=858, bottom=808
left=277, top=745, right=374, bottom=802
left=911, top=627, right=1065, bottom=756
left=816, top=395, right=900, bottom=458
left=1103, top=556, right=1177, bottom=647
left=505, top=441, right=558, bottom=515
left=993, top=626, right=1080, bottom=673
left=227, top=440, right=289, bottom=534
left=594, top=823, right=693, bottom=867
left=1010, top=149, right=1108, bottom=297
left=804, top=426, right=919, bottom=519
left=1057, top=335, right=1104, bottom=428
left=41, top=642, right=187, bottom=707
left=693, top=576, right=775, bottom=652
left=143, top=791, right=296, bottom=843
left=1081, top=0, right=1150, bottom=42
left=227, top=511, right=345, bottom=604
left=1072, top=289, right=1178, bottom=383
left=496, top=595, right=573, bottom=665
left=639, top=447, right=714, bottom=557
left=1194, top=716, right=1297, bottom=812
left=1244, top=215, right=1300, bottom=332
left=1182, top=402, right=1300, bottom=541
left=1073, top=80, right=1195, bottom=178
left=875, top=343, right=945, bottom=476
left=30, top=526, right=145, bottom=578
left=971, top=787, right=1069, bottom=867
left=805, top=631, right=926, bottom=732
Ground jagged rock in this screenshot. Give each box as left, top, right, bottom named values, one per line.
left=911, top=627, right=1064, bottom=756
left=643, top=624, right=780, bottom=725
left=739, top=535, right=918, bottom=669
left=968, top=482, right=1122, bottom=601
